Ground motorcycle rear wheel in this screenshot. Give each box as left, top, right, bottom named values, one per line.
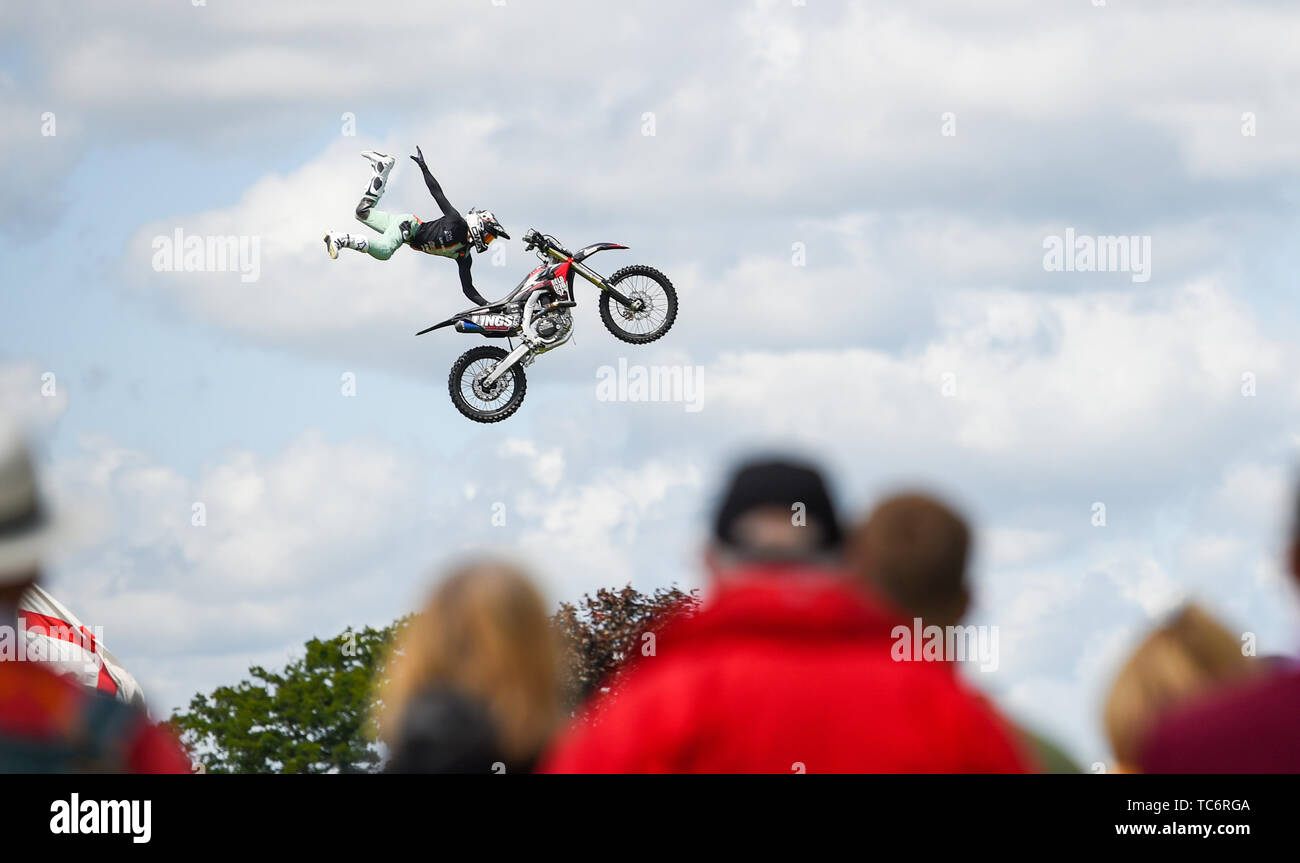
left=448, top=345, right=527, bottom=423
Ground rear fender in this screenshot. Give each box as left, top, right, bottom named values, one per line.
left=415, top=315, right=461, bottom=336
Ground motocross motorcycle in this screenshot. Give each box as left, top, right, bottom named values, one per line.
left=417, top=228, right=678, bottom=422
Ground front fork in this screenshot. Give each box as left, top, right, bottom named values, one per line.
left=481, top=340, right=534, bottom=389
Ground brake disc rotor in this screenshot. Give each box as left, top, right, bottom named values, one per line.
left=620, top=289, right=652, bottom=320
left=471, top=369, right=507, bottom=401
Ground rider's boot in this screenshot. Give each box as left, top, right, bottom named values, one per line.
left=324, top=232, right=369, bottom=258
left=361, top=150, right=394, bottom=172
left=356, top=151, right=395, bottom=220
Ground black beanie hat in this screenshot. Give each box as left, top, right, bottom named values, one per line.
left=712, top=457, right=843, bottom=552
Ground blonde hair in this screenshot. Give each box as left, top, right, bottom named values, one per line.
left=1103, top=604, right=1257, bottom=770
left=374, top=561, right=562, bottom=764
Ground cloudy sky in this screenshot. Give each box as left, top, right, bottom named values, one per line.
left=4, top=0, right=1300, bottom=765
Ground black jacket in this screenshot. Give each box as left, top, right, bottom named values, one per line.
left=384, top=686, right=535, bottom=775
left=408, top=163, right=486, bottom=305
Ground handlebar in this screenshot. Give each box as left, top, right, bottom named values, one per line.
left=522, top=229, right=570, bottom=258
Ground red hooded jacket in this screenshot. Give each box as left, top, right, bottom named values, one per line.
left=541, top=567, right=1031, bottom=774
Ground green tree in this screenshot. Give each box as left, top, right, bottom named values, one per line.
left=165, top=622, right=403, bottom=774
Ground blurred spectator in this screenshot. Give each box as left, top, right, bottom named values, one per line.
left=1138, top=514, right=1300, bottom=773
left=375, top=561, right=562, bottom=774
left=0, top=422, right=191, bottom=773
left=1106, top=604, right=1258, bottom=773
left=1105, top=604, right=1256, bottom=772
left=846, top=492, right=1077, bottom=773
left=540, top=457, right=1030, bottom=773
left=847, top=492, right=973, bottom=625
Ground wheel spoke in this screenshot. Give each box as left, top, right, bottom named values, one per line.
left=461, top=359, right=514, bottom=410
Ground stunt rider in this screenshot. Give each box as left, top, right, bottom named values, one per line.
left=324, top=146, right=510, bottom=306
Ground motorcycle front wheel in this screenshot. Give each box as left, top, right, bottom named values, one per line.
left=599, top=265, right=678, bottom=344
left=448, top=345, right=527, bottom=423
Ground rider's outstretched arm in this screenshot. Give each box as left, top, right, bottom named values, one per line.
left=458, top=254, right=489, bottom=306
left=418, top=162, right=458, bottom=219
left=410, top=146, right=458, bottom=218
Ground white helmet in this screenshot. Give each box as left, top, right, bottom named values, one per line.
left=466, top=208, right=510, bottom=253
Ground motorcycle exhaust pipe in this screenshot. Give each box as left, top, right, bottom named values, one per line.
left=455, top=320, right=512, bottom=337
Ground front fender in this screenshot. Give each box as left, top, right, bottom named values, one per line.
left=571, top=242, right=628, bottom=263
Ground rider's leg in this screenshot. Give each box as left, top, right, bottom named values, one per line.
left=327, top=207, right=391, bottom=257
left=355, top=151, right=396, bottom=222
left=359, top=212, right=414, bottom=261
left=325, top=153, right=402, bottom=260
left=327, top=210, right=415, bottom=260
left=356, top=207, right=393, bottom=235
left=325, top=232, right=369, bottom=257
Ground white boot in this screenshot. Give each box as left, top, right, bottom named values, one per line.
left=355, top=151, right=396, bottom=219
left=324, top=232, right=368, bottom=258
left=361, top=150, right=395, bottom=174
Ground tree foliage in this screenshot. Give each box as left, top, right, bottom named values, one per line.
left=166, top=585, right=699, bottom=772
left=164, top=623, right=402, bottom=774
left=551, top=584, right=701, bottom=709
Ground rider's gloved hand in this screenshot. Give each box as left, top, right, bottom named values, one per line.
left=410, top=145, right=426, bottom=169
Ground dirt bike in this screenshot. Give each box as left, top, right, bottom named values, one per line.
left=417, top=228, right=678, bottom=422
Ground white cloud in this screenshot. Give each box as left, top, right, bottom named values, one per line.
left=498, top=439, right=566, bottom=491
left=981, top=527, right=1063, bottom=570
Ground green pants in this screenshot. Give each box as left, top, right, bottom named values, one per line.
left=356, top=209, right=413, bottom=260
